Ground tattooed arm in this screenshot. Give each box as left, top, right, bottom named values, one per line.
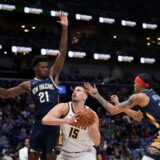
left=124, top=109, right=143, bottom=121
left=110, top=95, right=143, bottom=121
left=84, top=82, right=144, bottom=115
left=95, top=93, right=142, bottom=115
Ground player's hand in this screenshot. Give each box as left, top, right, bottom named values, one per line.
left=110, top=95, right=119, bottom=105
left=65, top=112, right=80, bottom=124
left=57, top=11, right=68, bottom=28
left=84, top=82, right=99, bottom=99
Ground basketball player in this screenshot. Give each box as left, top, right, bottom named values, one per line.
left=42, top=86, right=101, bottom=160
left=84, top=73, right=160, bottom=160
left=0, top=11, right=68, bottom=160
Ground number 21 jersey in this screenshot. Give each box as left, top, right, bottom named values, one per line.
left=31, top=76, right=59, bottom=120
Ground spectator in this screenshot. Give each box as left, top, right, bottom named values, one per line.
left=19, top=138, right=30, bottom=160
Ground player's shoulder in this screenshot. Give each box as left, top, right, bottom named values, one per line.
left=129, top=92, right=147, bottom=100
left=20, top=80, right=31, bottom=85
left=56, top=102, right=69, bottom=111
left=57, top=102, right=70, bottom=117
left=137, top=92, right=149, bottom=100
left=58, top=102, right=68, bottom=107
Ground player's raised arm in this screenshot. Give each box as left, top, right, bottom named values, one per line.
left=50, top=11, right=68, bottom=84
left=84, top=82, right=143, bottom=115
left=0, top=81, right=30, bottom=99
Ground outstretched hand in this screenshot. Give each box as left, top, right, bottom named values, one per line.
left=57, top=11, right=68, bottom=28
left=84, top=82, right=99, bottom=98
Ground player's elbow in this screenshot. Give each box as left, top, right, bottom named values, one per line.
left=42, top=116, right=49, bottom=125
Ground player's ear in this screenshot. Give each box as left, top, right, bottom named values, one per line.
left=84, top=94, right=88, bottom=101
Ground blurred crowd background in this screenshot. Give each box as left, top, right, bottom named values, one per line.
left=0, top=79, right=159, bottom=160
left=0, top=0, right=160, bottom=159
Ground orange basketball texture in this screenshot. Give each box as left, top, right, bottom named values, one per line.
left=77, top=108, right=96, bottom=127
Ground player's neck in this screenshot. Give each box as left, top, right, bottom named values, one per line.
left=72, top=101, right=85, bottom=112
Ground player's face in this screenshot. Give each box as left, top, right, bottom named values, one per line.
left=35, top=62, right=49, bottom=78
left=72, top=86, right=87, bottom=102
left=134, top=82, right=141, bottom=93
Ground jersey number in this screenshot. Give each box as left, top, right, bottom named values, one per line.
left=38, top=91, right=49, bottom=103
left=69, top=127, right=79, bottom=139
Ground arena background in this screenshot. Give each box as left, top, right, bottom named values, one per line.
left=0, top=0, right=160, bottom=159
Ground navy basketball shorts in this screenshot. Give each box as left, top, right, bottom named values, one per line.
left=30, top=120, right=60, bottom=152
left=144, top=131, right=160, bottom=160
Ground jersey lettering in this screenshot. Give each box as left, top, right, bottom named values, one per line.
left=69, top=127, right=80, bottom=139
left=38, top=91, right=50, bottom=103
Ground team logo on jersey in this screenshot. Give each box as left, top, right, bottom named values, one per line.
left=147, top=146, right=160, bottom=155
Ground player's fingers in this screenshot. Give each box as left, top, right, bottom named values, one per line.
left=57, top=11, right=60, bottom=17
left=60, top=10, right=64, bottom=17
left=84, top=82, right=91, bottom=89
left=74, top=112, right=80, bottom=118
left=93, top=84, right=97, bottom=89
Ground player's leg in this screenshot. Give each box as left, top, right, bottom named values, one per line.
left=40, top=152, right=46, bottom=160
left=28, top=151, right=41, bottom=160
left=46, top=151, right=57, bottom=160
left=45, top=125, right=60, bottom=160
left=29, top=121, right=44, bottom=160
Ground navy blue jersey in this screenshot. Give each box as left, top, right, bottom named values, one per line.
left=31, top=76, right=59, bottom=120
left=139, top=89, right=160, bottom=130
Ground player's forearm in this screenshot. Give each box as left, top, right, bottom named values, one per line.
left=95, top=93, right=119, bottom=115
left=42, top=116, right=69, bottom=126
left=59, top=27, right=68, bottom=55
left=124, top=109, right=143, bottom=121
left=0, top=86, right=26, bottom=99
left=88, top=127, right=101, bottom=146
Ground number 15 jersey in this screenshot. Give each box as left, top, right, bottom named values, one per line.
left=31, top=76, right=59, bottom=120
left=61, top=102, right=94, bottom=152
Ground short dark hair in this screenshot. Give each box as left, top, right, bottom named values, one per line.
left=31, top=55, right=48, bottom=68
left=138, top=73, right=155, bottom=88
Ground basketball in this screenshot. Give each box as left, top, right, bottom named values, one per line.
left=77, top=108, right=96, bottom=127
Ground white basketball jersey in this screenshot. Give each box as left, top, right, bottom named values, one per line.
left=61, top=102, right=94, bottom=152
